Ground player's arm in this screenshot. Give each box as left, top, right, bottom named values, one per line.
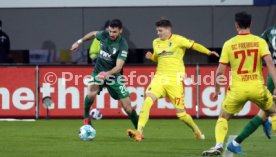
left=263, top=55, right=276, bottom=96
left=97, top=60, right=125, bottom=80
left=213, top=42, right=229, bottom=99
left=145, top=51, right=158, bottom=62
left=107, top=60, right=125, bottom=76
left=145, top=40, right=158, bottom=62
left=191, top=42, right=219, bottom=57
left=213, top=63, right=227, bottom=99
left=98, top=42, right=128, bottom=79
left=70, top=31, right=98, bottom=51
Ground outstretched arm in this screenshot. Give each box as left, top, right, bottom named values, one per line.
left=191, top=42, right=220, bottom=57
left=70, top=31, right=98, bottom=51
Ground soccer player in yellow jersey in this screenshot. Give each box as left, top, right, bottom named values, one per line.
left=202, top=12, right=276, bottom=156
left=127, top=19, right=219, bottom=142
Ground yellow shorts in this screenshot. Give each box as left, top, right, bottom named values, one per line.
left=146, top=75, right=185, bottom=109
left=222, top=84, right=273, bottom=114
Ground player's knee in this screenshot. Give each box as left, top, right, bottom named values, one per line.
left=87, top=92, right=97, bottom=100
left=123, top=105, right=132, bottom=114
left=176, top=112, right=188, bottom=119
left=145, top=93, right=157, bottom=102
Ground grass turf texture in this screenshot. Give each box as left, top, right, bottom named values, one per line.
left=0, top=119, right=275, bottom=157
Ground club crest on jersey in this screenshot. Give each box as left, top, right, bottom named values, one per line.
left=168, top=42, right=172, bottom=47
left=112, top=48, right=117, bottom=54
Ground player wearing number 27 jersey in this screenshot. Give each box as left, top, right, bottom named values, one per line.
left=219, top=33, right=273, bottom=114
left=202, top=12, right=276, bottom=156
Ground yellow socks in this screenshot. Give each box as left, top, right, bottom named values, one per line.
left=177, top=112, right=199, bottom=132
left=137, top=97, right=154, bottom=134
left=272, top=115, right=276, bottom=134
left=215, top=117, right=228, bottom=145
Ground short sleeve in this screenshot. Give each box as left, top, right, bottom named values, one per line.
left=179, top=36, right=194, bottom=49
left=219, top=43, right=229, bottom=64
left=259, top=39, right=270, bottom=57
left=95, top=31, right=108, bottom=41
left=117, top=40, right=129, bottom=61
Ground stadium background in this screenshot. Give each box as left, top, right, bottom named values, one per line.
left=0, top=0, right=276, bottom=119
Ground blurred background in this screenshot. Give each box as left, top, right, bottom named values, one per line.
left=1, top=0, right=275, bottom=65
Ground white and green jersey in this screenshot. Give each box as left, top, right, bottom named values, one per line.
left=261, top=26, right=276, bottom=64
left=93, top=31, right=128, bottom=76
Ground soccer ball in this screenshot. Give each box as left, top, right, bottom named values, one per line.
left=79, top=125, right=96, bottom=141
left=89, top=108, right=103, bottom=120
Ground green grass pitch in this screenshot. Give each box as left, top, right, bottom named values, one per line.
left=0, top=119, right=275, bottom=157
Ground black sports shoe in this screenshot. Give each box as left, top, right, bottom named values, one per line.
left=202, top=147, right=223, bottom=156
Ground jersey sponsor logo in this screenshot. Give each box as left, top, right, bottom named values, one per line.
left=121, top=50, right=128, bottom=57
left=158, top=50, right=173, bottom=56
left=100, top=50, right=111, bottom=58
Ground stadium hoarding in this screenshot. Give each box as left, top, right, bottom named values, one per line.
left=38, top=66, right=197, bottom=118
left=0, top=65, right=265, bottom=118
left=0, top=66, right=36, bottom=118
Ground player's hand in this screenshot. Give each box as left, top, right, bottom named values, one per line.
left=97, top=71, right=108, bottom=80
left=208, top=51, right=220, bottom=57
left=70, top=42, right=80, bottom=52
left=145, top=51, right=153, bottom=59
left=213, top=88, right=221, bottom=100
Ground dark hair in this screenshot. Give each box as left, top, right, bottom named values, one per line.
left=155, top=19, right=172, bottom=28
left=109, top=19, right=122, bottom=29
left=104, top=20, right=110, bottom=29
left=235, top=11, right=251, bottom=29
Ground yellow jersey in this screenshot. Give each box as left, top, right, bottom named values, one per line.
left=151, top=34, right=194, bottom=77
left=219, top=34, right=270, bottom=86
left=89, top=38, right=101, bottom=59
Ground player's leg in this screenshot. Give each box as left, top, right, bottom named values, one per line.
left=127, top=93, right=158, bottom=141
left=106, top=80, right=139, bottom=129
left=262, top=73, right=274, bottom=137
left=202, top=110, right=233, bottom=156
left=203, top=88, right=245, bottom=156
left=233, top=110, right=267, bottom=144
left=137, top=93, right=157, bottom=133
left=262, top=102, right=276, bottom=135
left=84, top=72, right=102, bottom=125
left=251, top=86, right=276, bottom=134
left=166, top=81, right=204, bottom=139
left=127, top=76, right=164, bottom=141
left=84, top=84, right=100, bottom=125
left=227, top=110, right=266, bottom=154
left=119, top=97, right=139, bottom=129
left=227, top=86, right=274, bottom=154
